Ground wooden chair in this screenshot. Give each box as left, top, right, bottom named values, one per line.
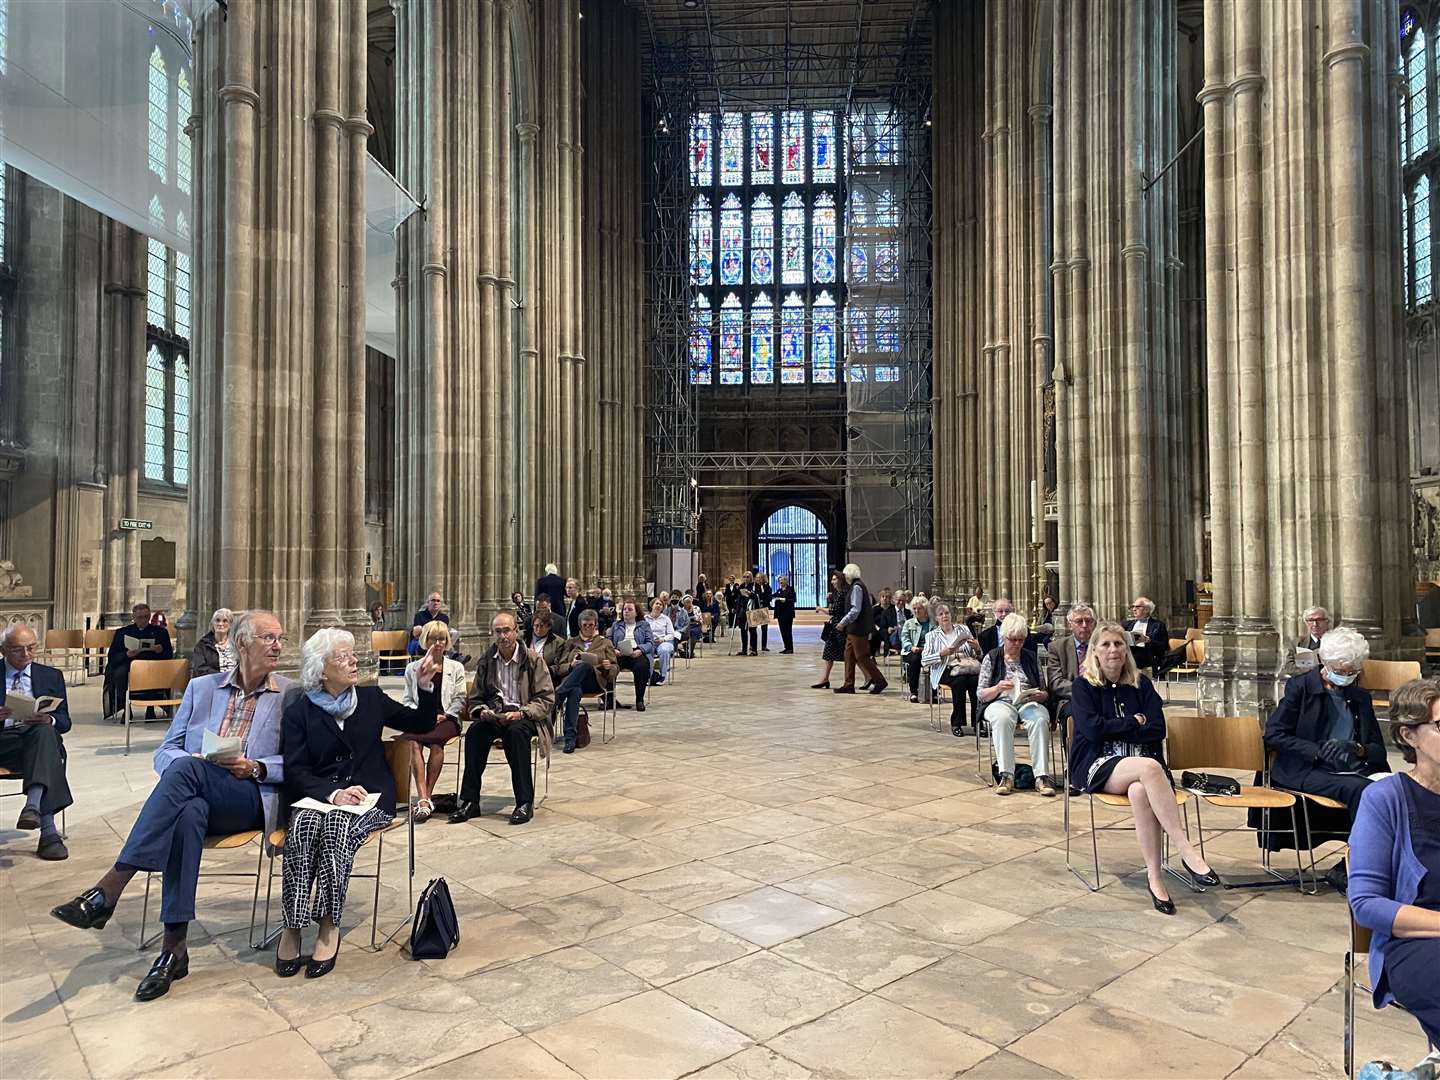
left=1164, top=635, right=1206, bottom=695
left=82, top=627, right=114, bottom=677
left=125, top=659, right=190, bottom=755
left=43, top=629, right=83, bottom=665
left=1359, top=659, right=1422, bottom=713
left=1164, top=712, right=1306, bottom=891
left=261, top=740, right=417, bottom=952
left=138, top=827, right=268, bottom=950
left=371, top=630, right=412, bottom=675
left=1063, top=714, right=1193, bottom=892
left=1425, top=627, right=1440, bottom=674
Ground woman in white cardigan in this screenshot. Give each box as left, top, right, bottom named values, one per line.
left=398, top=621, right=468, bottom=821
left=921, top=603, right=983, bottom=736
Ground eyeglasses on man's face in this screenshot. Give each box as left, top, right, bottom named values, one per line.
left=255, top=633, right=287, bottom=647
left=1, top=641, right=38, bottom=654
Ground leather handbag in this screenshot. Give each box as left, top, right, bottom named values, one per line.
left=408, top=877, right=460, bottom=960
left=576, top=709, right=592, bottom=749
left=1180, top=770, right=1241, bottom=797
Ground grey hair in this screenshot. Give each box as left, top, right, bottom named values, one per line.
left=842, top=563, right=862, bottom=582
left=1318, top=626, right=1369, bottom=671
left=931, top=601, right=950, bottom=619
left=231, top=610, right=280, bottom=650
left=994, top=596, right=1014, bottom=611
left=299, top=627, right=354, bottom=691
left=210, top=607, right=233, bottom=633
left=1302, top=606, right=1330, bottom=623
left=1000, top=612, right=1030, bottom=641
left=911, top=597, right=930, bottom=614
left=0, top=622, right=36, bottom=646
left=578, top=609, right=598, bottom=625
left=1067, top=604, right=1096, bottom=625
left=544, top=563, right=559, bottom=575
left=1132, top=596, right=1156, bottom=615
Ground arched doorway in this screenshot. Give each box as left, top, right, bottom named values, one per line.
left=758, top=506, right=829, bottom=607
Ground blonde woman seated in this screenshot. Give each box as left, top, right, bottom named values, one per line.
left=278, top=629, right=439, bottom=979
left=397, top=621, right=468, bottom=822
left=1067, top=621, right=1219, bottom=915
left=977, top=613, right=1056, bottom=795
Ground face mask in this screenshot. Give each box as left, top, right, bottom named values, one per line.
left=1326, top=668, right=1358, bottom=687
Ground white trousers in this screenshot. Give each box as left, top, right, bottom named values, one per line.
left=984, top=700, right=1052, bottom=778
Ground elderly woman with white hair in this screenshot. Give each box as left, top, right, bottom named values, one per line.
left=189, top=608, right=235, bottom=678
left=977, top=612, right=1056, bottom=795
left=833, top=562, right=887, bottom=694
left=1265, top=625, right=1390, bottom=888
left=278, top=629, right=441, bottom=980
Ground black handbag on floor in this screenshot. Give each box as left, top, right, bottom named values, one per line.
left=408, top=877, right=460, bottom=960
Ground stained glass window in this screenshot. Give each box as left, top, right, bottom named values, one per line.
left=872, top=109, right=899, bottom=164
left=1406, top=26, right=1428, bottom=165
left=689, top=296, right=713, bottom=385
left=781, top=292, right=806, bottom=384
left=148, top=48, right=168, bottom=183
left=719, top=293, right=744, bottom=385
left=690, top=112, right=713, bottom=186
left=750, top=292, right=774, bottom=384
left=1413, top=173, right=1432, bottom=305
left=847, top=309, right=868, bottom=353
left=875, top=239, right=899, bottom=282
left=812, top=292, right=837, bottom=383
left=850, top=244, right=869, bottom=283
left=781, top=192, right=805, bottom=285
left=876, top=305, right=900, bottom=352
left=750, top=193, right=774, bottom=285
left=876, top=189, right=898, bottom=226
left=782, top=110, right=805, bottom=184
left=720, top=112, right=744, bottom=185
left=812, top=111, right=836, bottom=184
left=750, top=111, right=774, bottom=185
left=690, top=195, right=713, bottom=286
left=719, top=193, right=744, bottom=286
left=812, top=192, right=836, bottom=284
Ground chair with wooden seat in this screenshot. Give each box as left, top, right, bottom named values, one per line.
left=1164, top=634, right=1206, bottom=695
left=81, top=627, right=115, bottom=677
left=1359, top=658, right=1422, bottom=714
left=124, top=659, right=190, bottom=755
left=138, top=828, right=269, bottom=950
left=1425, top=628, right=1440, bottom=674
left=261, top=740, right=417, bottom=952
left=43, top=629, right=83, bottom=666
left=371, top=630, right=412, bottom=676
left=1343, top=854, right=1416, bottom=1079
left=1164, top=712, right=1307, bottom=891
left=1063, top=714, right=1194, bottom=893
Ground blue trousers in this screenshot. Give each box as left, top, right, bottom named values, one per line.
left=554, top=665, right=602, bottom=746
left=118, top=757, right=263, bottom=923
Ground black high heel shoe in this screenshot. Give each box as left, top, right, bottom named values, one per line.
left=274, top=942, right=306, bottom=978
left=1181, top=858, right=1222, bottom=889
left=305, top=952, right=338, bottom=979
left=1148, top=885, right=1176, bottom=916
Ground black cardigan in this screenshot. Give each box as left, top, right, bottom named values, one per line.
left=282, top=684, right=438, bottom=814
left=1066, top=675, right=1167, bottom=791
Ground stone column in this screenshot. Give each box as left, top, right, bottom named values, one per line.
left=185, top=0, right=371, bottom=653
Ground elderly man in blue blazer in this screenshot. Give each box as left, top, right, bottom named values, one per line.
left=0, top=623, right=74, bottom=860
left=51, top=610, right=296, bottom=1002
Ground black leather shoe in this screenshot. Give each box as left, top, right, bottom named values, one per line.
left=833, top=686, right=856, bottom=694
left=135, top=950, right=189, bottom=1001
left=509, top=803, right=533, bottom=825
left=37, top=838, right=69, bottom=861
left=1181, top=858, right=1221, bottom=889
left=868, top=683, right=888, bottom=694
left=448, top=801, right=481, bottom=824
left=951, top=725, right=963, bottom=737
left=636, top=702, right=646, bottom=712
left=1148, top=885, right=1176, bottom=916
left=563, top=742, right=576, bottom=754
left=305, top=954, right=337, bottom=980
left=15, top=806, right=40, bottom=830
left=859, top=682, right=873, bottom=692
left=811, top=682, right=830, bottom=690
left=275, top=951, right=306, bottom=978
left=51, top=887, right=114, bottom=930
left=617, top=701, right=634, bottom=710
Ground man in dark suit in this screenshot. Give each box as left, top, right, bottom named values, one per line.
left=535, top=563, right=567, bottom=613
left=561, top=578, right=586, bottom=637
left=0, top=624, right=73, bottom=859
left=1122, top=596, right=1170, bottom=672
left=1043, top=603, right=1096, bottom=726
left=103, top=603, right=174, bottom=719
left=978, top=598, right=1042, bottom=655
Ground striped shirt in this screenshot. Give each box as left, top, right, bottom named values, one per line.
left=216, top=667, right=282, bottom=747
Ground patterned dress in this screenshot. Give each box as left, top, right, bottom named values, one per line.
left=822, top=589, right=846, bottom=663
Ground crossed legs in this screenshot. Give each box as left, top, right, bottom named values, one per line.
left=1100, top=755, right=1212, bottom=901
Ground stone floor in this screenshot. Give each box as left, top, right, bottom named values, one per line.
left=0, top=629, right=1430, bottom=1080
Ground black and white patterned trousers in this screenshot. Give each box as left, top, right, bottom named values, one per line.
left=281, top=805, right=392, bottom=929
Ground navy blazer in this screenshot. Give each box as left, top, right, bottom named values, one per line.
left=282, top=684, right=437, bottom=815
left=1066, top=676, right=1167, bottom=792
left=0, top=661, right=72, bottom=736
left=1266, top=668, right=1389, bottom=791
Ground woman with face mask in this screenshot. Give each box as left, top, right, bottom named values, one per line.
left=1265, top=625, right=1391, bottom=889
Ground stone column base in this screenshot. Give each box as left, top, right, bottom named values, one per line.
left=1198, top=617, right=1286, bottom=719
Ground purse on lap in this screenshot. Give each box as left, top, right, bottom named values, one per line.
left=408, top=877, right=460, bottom=960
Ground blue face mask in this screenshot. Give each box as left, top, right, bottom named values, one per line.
left=1325, top=668, right=1358, bottom=687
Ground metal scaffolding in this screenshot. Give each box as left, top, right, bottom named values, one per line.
left=641, top=39, right=699, bottom=549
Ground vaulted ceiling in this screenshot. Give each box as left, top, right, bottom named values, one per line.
left=630, top=0, right=930, bottom=108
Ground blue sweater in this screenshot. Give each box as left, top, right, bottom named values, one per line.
left=1348, top=774, right=1431, bottom=1009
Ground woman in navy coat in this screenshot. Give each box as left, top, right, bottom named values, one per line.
left=1068, top=623, right=1220, bottom=914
